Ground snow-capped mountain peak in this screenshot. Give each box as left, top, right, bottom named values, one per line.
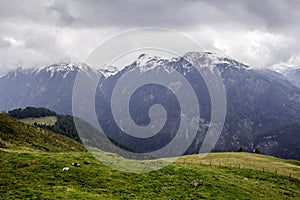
left=42, top=62, right=99, bottom=78
left=1, top=62, right=103, bottom=81
left=45, top=62, right=86, bottom=73
left=183, top=51, right=249, bottom=71
left=98, top=66, right=119, bottom=78
left=119, top=51, right=249, bottom=75
left=134, top=53, right=178, bottom=73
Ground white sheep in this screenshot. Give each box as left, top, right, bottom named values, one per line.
left=72, top=162, right=80, bottom=167
left=190, top=180, right=203, bottom=187
left=62, top=167, right=70, bottom=171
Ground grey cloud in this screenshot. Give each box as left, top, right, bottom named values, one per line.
left=0, top=0, right=300, bottom=73
left=1, top=0, right=300, bottom=31
left=46, top=1, right=77, bottom=26
left=50, top=0, right=300, bottom=33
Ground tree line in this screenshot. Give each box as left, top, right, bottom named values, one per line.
left=8, top=107, right=57, bottom=119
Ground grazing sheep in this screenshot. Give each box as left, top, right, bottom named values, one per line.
left=84, top=161, right=89, bottom=165
left=72, top=162, right=80, bottom=167
left=190, top=180, right=203, bottom=187
left=62, top=167, right=70, bottom=171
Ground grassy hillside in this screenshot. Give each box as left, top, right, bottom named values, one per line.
left=0, top=114, right=299, bottom=199
left=0, top=114, right=85, bottom=152
left=7, top=107, right=82, bottom=143
left=0, top=151, right=299, bottom=199
left=15, top=114, right=82, bottom=143
left=176, top=152, right=300, bottom=180
left=19, top=116, right=58, bottom=126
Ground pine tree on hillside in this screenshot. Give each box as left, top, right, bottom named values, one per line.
left=254, top=147, right=260, bottom=154
left=238, top=147, right=243, bottom=152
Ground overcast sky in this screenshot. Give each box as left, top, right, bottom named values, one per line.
left=1, top=0, right=300, bottom=74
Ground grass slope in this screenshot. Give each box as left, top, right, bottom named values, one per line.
left=0, top=114, right=85, bottom=152
left=0, top=151, right=299, bottom=199
left=0, top=114, right=299, bottom=199
left=177, top=153, right=300, bottom=180
left=18, top=116, right=58, bottom=126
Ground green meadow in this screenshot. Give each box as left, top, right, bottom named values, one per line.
left=0, top=114, right=299, bottom=199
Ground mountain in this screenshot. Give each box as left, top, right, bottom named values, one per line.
left=1, top=52, right=300, bottom=159
left=0, top=62, right=102, bottom=114
left=268, top=64, right=300, bottom=89
left=257, top=121, right=300, bottom=160
left=98, top=66, right=119, bottom=78
left=283, top=68, right=300, bottom=89
left=93, top=52, right=300, bottom=157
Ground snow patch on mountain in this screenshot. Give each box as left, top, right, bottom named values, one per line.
left=39, top=62, right=99, bottom=78
left=44, top=62, right=95, bottom=78
left=98, top=66, right=119, bottom=78
left=134, top=53, right=178, bottom=73
left=183, top=52, right=249, bottom=72
left=269, top=63, right=300, bottom=75
left=1, top=62, right=102, bottom=81
left=0, top=51, right=251, bottom=81
left=119, top=51, right=249, bottom=76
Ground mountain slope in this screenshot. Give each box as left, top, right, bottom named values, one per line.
left=0, top=114, right=86, bottom=152
left=7, top=107, right=83, bottom=143
left=276, top=67, right=300, bottom=89
left=94, top=52, right=300, bottom=157
left=257, top=121, right=300, bottom=160
left=1, top=52, right=300, bottom=159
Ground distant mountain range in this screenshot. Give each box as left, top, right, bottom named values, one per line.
left=1, top=52, right=300, bottom=159
left=0, top=62, right=102, bottom=114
